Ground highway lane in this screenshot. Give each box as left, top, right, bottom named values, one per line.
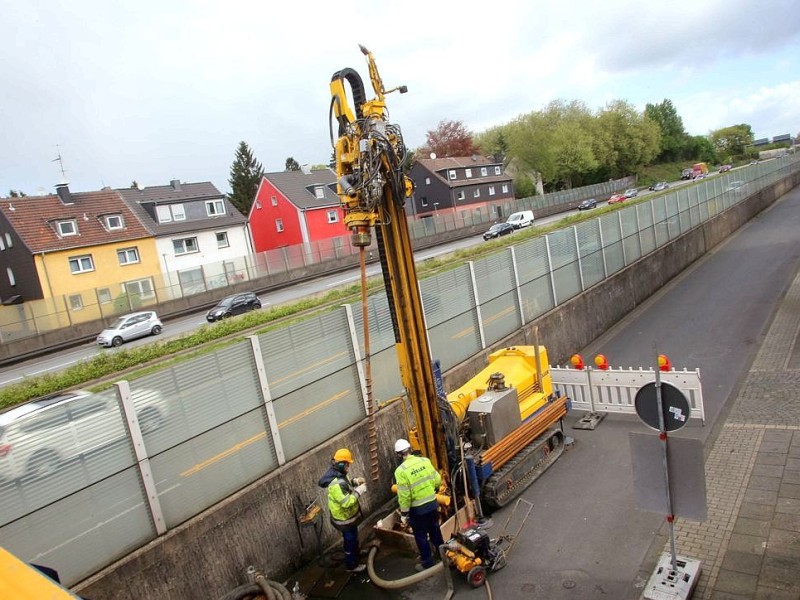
left=0, top=177, right=694, bottom=389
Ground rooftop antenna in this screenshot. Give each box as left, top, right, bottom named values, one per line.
left=52, top=144, right=68, bottom=182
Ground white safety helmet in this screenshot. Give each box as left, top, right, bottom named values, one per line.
left=394, top=438, right=411, bottom=454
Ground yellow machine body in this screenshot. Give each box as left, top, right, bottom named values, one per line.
left=447, top=346, right=554, bottom=422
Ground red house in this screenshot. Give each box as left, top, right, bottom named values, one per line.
left=247, top=167, right=346, bottom=252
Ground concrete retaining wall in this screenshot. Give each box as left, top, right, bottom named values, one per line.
left=74, top=171, right=799, bottom=600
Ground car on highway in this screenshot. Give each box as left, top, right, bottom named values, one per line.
left=482, top=222, right=515, bottom=240
left=623, top=188, right=639, bottom=198
left=719, top=164, right=732, bottom=173
left=607, top=194, right=627, bottom=205
left=0, top=388, right=168, bottom=481
left=206, top=292, right=262, bottom=322
left=97, top=311, right=162, bottom=347
left=577, top=198, right=598, bottom=210
left=649, top=182, right=669, bottom=191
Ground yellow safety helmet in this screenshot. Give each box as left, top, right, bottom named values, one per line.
left=333, top=448, right=353, bottom=464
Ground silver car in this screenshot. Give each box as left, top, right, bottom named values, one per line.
left=0, top=388, right=168, bottom=481
left=97, top=311, right=162, bottom=347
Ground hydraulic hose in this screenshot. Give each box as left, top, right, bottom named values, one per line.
left=255, top=572, right=291, bottom=600
left=366, top=545, right=443, bottom=589
left=214, top=582, right=262, bottom=600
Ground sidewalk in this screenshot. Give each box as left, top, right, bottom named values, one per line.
left=646, top=268, right=800, bottom=599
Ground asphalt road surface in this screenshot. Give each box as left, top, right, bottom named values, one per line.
left=318, top=177, right=800, bottom=598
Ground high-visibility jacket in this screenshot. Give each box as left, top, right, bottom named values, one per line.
left=394, top=455, right=441, bottom=513
left=324, top=474, right=361, bottom=526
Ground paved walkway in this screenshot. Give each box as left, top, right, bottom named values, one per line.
left=665, top=268, right=800, bottom=599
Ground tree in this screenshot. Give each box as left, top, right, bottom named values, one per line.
left=285, top=157, right=300, bottom=171
left=228, top=141, right=264, bottom=215
left=595, top=100, right=660, bottom=178
left=130, top=180, right=139, bottom=189
left=417, top=120, right=479, bottom=158
left=709, top=124, right=754, bottom=158
left=644, top=99, right=689, bottom=163
left=8, top=190, right=27, bottom=198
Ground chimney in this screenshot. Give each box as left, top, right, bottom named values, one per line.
left=300, top=164, right=311, bottom=175
left=55, top=182, right=73, bottom=205
left=170, top=179, right=182, bottom=191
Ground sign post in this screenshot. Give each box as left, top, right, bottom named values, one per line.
left=634, top=346, right=702, bottom=600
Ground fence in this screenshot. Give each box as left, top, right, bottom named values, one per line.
left=0, top=157, right=797, bottom=585
left=550, top=366, right=706, bottom=424
left=0, top=177, right=635, bottom=343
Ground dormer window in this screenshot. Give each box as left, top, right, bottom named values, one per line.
left=448, top=170, right=456, bottom=180
left=494, top=166, right=501, bottom=175
left=480, top=167, right=488, bottom=176
left=105, top=214, right=123, bottom=230
left=156, top=204, right=186, bottom=223
left=206, top=199, right=225, bottom=216
left=314, top=186, right=325, bottom=199
left=57, top=220, right=78, bottom=237
left=465, top=169, right=472, bottom=178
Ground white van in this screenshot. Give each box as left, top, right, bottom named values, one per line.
left=506, top=210, right=534, bottom=229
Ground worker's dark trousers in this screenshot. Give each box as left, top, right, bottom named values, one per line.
left=410, top=509, right=444, bottom=568
left=341, top=526, right=360, bottom=569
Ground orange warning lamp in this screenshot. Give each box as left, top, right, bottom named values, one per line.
left=570, top=354, right=584, bottom=370
left=658, top=354, right=671, bottom=371
left=594, top=354, right=609, bottom=370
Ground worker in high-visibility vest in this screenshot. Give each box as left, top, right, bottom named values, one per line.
left=393, top=438, right=444, bottom=571
left=318, top=448, right=367, bottom=573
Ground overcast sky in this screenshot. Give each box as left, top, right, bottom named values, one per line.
left=3, top=0, right=799, bottom=196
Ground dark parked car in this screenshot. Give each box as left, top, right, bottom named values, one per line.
left=482, top=222, right=515, bottom=241
left=649, top=181, right=669, bottom=191
left=206, top=292, right=262, bottom=322
left=577, top=198, right=598, bottom=210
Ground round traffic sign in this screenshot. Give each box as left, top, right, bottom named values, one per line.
left=634, top=381, right=690, bottom=432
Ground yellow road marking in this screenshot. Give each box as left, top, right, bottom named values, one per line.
left=181, top=431, right=266, bottom=477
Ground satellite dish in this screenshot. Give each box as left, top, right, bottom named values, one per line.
left=430, top=152, right=437, bottom=159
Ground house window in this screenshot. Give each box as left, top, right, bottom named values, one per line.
left=156, top=204, right=186, bottom=223
left=448, top=170, right=456, bottom=180
left=124, top=277, right=155, bottom=300
left=173, top=237, right=199, bottom=255
left=271, top=195, right=278, bottom=206
left=216, top=232, right=229, bottom=248
left=489, top=186, right=496, bottom=196
left=276, top=219, right=284, bottom=232
left=0, top=237, right=5, bottom=250
left=69, top=254, right=94, bottom=274
left=117, top=247, right=140, bottom=265
left=4, top=233, right=11, bottom=247
left=57, top=220, right=77, bottom=237
left=327, top=210, right=338, bottom=224
left=98, top=288, right=112, bottom=304
left=206, top=199, right=225, bottom=216
left=480, top=167, right=488, bottom=176
left=6, top=267, right=15, bottom=286
left=420, top=197, right=428, bottom=207
left=314, top=187, right=325, bottom=199
left=465, top=169, right=472, bottom=178
left=494, top=166, right=501, bottom=175
left=425, top=177, right=431, bottom=185
left=69, top=294, right=83, bottom=310
left=105, top=215, right=123, bottom=230
left=502, top=184, right=509, bottom=194
left=457, top=191, right=465, bottom=200
left=473, top=188, right=481, bottom=198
